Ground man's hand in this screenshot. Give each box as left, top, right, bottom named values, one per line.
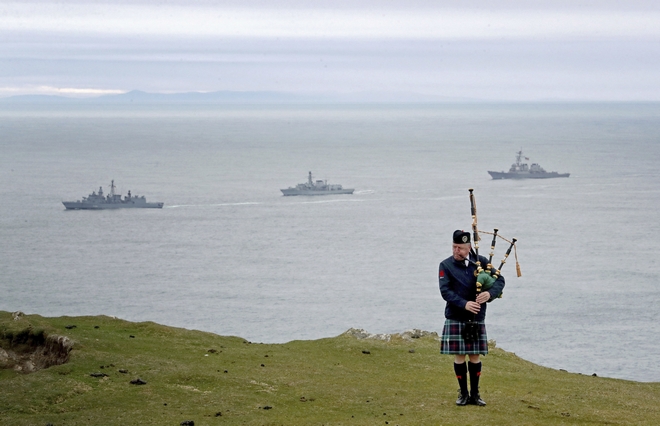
left=475, top=291, right=491, bottom=304
left=465, top=301, right=481, bottom=314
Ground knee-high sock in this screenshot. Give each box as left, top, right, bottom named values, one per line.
left=468, top=361, right=482, bottom=395
left=454, top=362, right=468, bottom=395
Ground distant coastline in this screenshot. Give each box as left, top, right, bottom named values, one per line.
left=0, top=89, right=493, bottom=105
left=2, top=91, right=659, bottom=106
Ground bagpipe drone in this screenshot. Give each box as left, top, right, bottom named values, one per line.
left=461, top=189, right=521, bottom=343
left=468, top=188, right=521, bottom=298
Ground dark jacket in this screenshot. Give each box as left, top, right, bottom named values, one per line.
left=438, top=253, right=505, bottom=322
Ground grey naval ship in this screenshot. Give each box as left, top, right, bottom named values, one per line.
left=488, top=150, right=570, bottom=179
left=63, top=180, right=164, bottom=209
left=281, top=171, right=354, bottom=196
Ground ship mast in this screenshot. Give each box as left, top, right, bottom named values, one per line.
left=515, top=149, right=523, bottom=166
left=110, top=180, right=116, bottom=197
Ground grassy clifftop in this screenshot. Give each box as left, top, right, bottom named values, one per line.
left=1, top=311, right=658, bottom=425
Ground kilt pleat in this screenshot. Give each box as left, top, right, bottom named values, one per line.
left=440, top=319, right=488, bottom=355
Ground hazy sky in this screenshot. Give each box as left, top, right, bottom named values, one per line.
left=2, top=0, right=660, bottom=101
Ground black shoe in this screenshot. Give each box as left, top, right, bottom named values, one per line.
left=469, top=394, right=486, bottom=406
left=456, top=391, right=469, bottom=406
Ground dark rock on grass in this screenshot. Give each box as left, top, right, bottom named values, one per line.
left=118, top=369, right=128, bottom=374
left=65, top=325, right=76, bottom=329
left=90, top=372, right=108, bottom=378
left=180, top=421, right=194, bottom=426
left=262, top=405, right=272, bottom=410
left=130, top=378, right=147, bottom=385
left=215, top=412, right=222, bottom=417
left=362, top=350, right=371, bottom=354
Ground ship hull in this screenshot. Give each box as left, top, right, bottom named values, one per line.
left=488, top=171, right=570, bottom=179
left=280, top=188, right=354, bottom=196
left=63, top=201, right=164, bottom=209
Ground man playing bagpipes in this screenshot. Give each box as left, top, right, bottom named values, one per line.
left=438, top=189, right=520, bottom=406
left=438, top=230, right=505, bottom=406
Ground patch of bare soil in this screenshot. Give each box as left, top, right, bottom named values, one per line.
left=0, top=312, right=74, bottom=373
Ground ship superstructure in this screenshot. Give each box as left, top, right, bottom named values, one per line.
left=281, top=171, right=354, bottom=196
left=63, top=180, right=164, bottom=209
left=488, top=150, right=570, bottom=179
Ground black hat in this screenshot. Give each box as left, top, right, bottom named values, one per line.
left=453, top=230, right=471, bottom=244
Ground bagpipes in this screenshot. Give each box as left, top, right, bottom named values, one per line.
left=468, top=188, right=521, bottom=298
left=462, top=189, right=521, bottom=343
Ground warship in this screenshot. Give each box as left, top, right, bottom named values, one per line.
left=488, top=150, right=570, bottom=179
left=63, top=180, right=164, bottom=209
left=281, top=171, right=354, bottom=196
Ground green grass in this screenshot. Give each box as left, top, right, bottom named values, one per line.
left=1, top=311, right=658, bottom=425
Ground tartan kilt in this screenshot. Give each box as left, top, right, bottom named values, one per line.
left=440, top=319, right=488, bottom=355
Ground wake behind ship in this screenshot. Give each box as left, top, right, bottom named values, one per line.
left=281, top=171, right=354, bottom=196
left=63, top=180, right=164, bottom=209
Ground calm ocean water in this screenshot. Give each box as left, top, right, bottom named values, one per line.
left=1, top=102, right=659, bottom=382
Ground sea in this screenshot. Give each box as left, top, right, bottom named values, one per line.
left=1, top=102, right=659, bottom=383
